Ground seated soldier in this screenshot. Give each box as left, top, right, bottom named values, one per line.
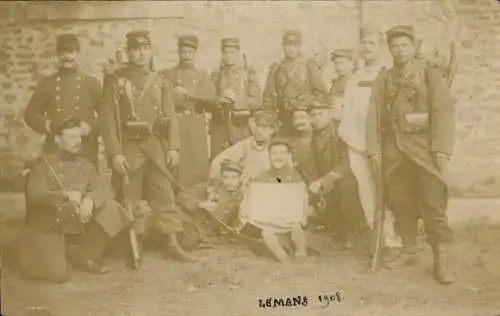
left=176, top=160, right=244, bottom=245
left=238, top=136, right=309, bottom=263
left=19, top=118, right=133, bottom=282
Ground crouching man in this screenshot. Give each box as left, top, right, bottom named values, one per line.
left=19, top=118, right=133, bottom=282
left=176, top=160, right=244, bottom=245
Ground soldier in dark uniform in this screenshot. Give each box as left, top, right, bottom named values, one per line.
left=100, top=30, right=195, bottom=262
left=262, top=30, right=327, bottom=133
left=19, top=118, right=133, bottom=282
left=284, top=94, right=317, bottom=184
left=308, top=96, right=368, bottom=253
left=210, top=37, right=262, bottom=158
left=160, top=35, right=215, bottom=188
left=328, top=49, right=355, bottom=122
left=366, top=25, right=455, bottom=284
left=24, top=34, right=102, bottom=167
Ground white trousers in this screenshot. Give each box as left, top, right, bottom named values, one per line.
left=347, top=148, right=402, bottom=248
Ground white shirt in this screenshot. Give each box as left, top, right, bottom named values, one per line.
left=338, top=63, right=385, bottom=153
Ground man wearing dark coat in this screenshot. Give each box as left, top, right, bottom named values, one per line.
left=262, top=30, right=327, bottom=132
left=160, top=35, right=215, bottom=188
left=24, top=34, right=102, bottom=167
left=210, top=37, right=262, bottom=158
left=19, top=118, right=133, bottom=282
left=100, top=30, right=195, bottom=262
left=308, top=96, right=368, bottom=253
left=365, top=25, right=456, bottom=284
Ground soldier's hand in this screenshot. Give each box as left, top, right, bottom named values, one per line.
left=433, top=152, right=450, bottom=172
left=112, top=154, right=129, bottom=176
left=167, top=150, right=180, bottom=167
left=65, top=190, right=82, bottom=206
left=308, top=180, right=322, bottom=195
left=79, top=121, right=91, bottom=136
left=78, top=197, right=94, bottom=223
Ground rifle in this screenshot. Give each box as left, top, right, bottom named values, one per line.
left=112, top=78, right=141, bottom=270
left=370, top=77, right=386, bottom=271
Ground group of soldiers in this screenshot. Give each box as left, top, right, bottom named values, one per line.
left=18, top=24, right=456, bottom=286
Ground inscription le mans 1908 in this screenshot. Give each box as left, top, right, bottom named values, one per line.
left=258, top=292, right=343, bottom=309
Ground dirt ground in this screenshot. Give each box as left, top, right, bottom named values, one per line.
left=1, top=193, right=500, bottom=316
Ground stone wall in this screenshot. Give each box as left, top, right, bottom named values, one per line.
left=0, top=0, right=499, bottom=197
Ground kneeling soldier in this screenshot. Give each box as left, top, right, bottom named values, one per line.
left=19, top=118, right=133, bottom=282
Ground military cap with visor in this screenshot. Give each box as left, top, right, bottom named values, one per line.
left=56, top=34, right=80, bottom=52
left=221, top=37, right=240, bottom=50
left=178, top=35, right=199, bottom=49
left=252, top=110, right=280, bottom=127
left=330, top=49, right=355, bottom=61
left=386, top=25, right=415, bottom=43
left=220, top=159, right=243, bottom=174
left=126, top=30, right=152, bottom=49
left=282, top=30, right=302, bottom=44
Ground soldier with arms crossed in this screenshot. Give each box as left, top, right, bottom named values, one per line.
left=160, top=35, right=215, bottom=188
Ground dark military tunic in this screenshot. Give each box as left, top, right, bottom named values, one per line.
left=19, top=151, right=132, bottom=282
left=100, top=65, right=182, bottom=236
left=288, top=129, right=317, bottom=183
left=24, top=68, right=102, bottom=166
left=311, top=122, right=366, bottom=242
left=365, top=61, right=455, bottom=245
left=262, top=58, right=327, bottom=131
left=161, top=65, right=215, bottom=188
left=210, top=65, right=262, bottom=157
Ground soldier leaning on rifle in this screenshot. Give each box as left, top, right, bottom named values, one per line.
left=209, top=37, right=262, bottom=158
left=100, top=30, right=195, bottom=263
left=328, top=49, right=355, bottom=122
left=365, top=25, right=456, bottom=284
left=308, top=96, right=368, bottom=254
left=160, top=35, right=215, bottom=189
left=19, top=118, right=133, bottom=282
left=24, top=34, right=102, bottom=167
left=262, top=30, right=327, bottom=133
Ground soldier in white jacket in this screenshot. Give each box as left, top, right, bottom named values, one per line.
left=337, top=28, right=402, bottom=253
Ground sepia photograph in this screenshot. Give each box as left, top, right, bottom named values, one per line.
left=0, top=0, right=499, bottom=315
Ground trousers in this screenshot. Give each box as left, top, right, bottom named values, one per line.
left=347, top=147, right=402, bottom=248
left=118, top=160, right=183, bottom=236
left=386, top=153, right=452, bottom=245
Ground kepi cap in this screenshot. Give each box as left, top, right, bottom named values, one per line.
left=290, top=94, right=313, bottom=112
left=178, top=35, right=199, bottom=49
left=220, top=159, right=243, bottom=174
left=309, top=95, right=331, bottom=111
left=126, top=30, right=152, bottom=48
left=282, top=30, right=302, bottom=44
left=386, top=25, right=415, bottom=43
left=330, top=49, right=355, bottom=61
left=269, top=135, right=292, bottom=151
left=360, top=27, right=383, bottom=40
left=56, top=34, right=80, bottom=52
left=221, top=37, right=240, bottom=50
left=252, top=110, right=280, bottom=127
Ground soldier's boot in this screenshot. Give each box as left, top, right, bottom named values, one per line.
left=164, top=233, right=196, bottom=262
left=73, top=258, right=110, bottom=275
left=385, top=238, right=421, bottom=269
left=432, top=243, right=455, bottom=285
